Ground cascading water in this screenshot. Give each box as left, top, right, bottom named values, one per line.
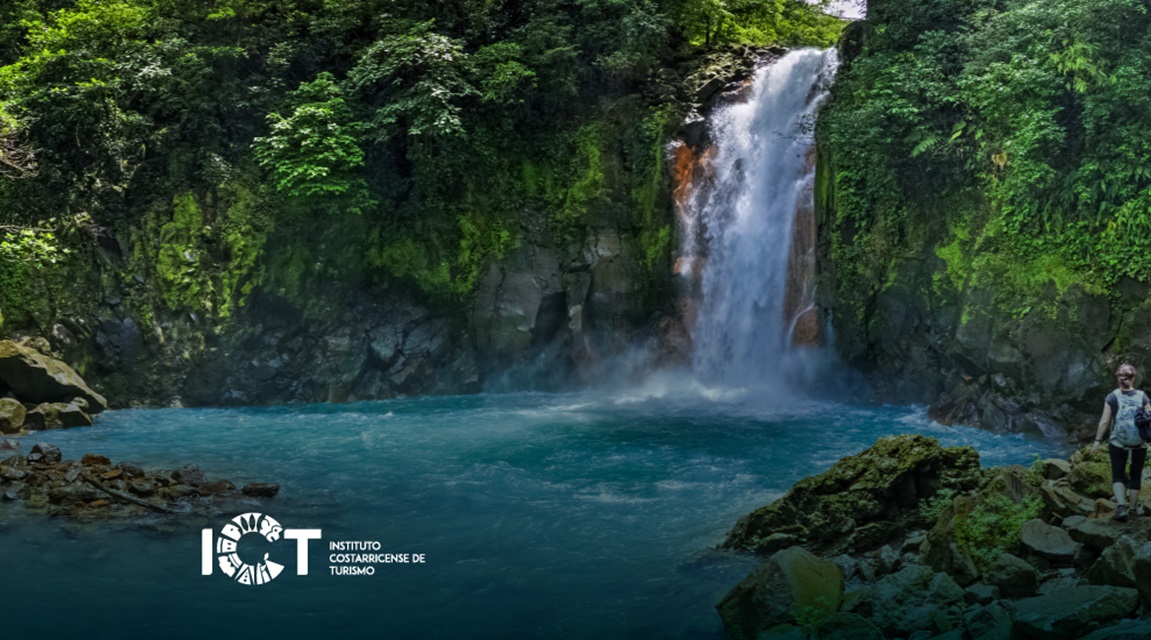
left=685, top=48, right=839, bottom=387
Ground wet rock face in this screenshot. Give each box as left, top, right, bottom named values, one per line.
left=722, top=434, right=983, bottom=556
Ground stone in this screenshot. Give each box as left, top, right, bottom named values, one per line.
left=724, top=435, right=983, bottom=556
left=63, top=467, right=80, bottom=483
left=1086, top=538, right=1137, bottom=588
left=81, top=453, right=111, bottom=466
left=47, top=483, right=100, bottom=505
left=171, top=464, right=206, bottom=487
left=0, top=397, right=25, bottom=433
left=198, top=479, right=235, bottom=495
left=1040, top=459, right=1072, bottom=480
left=117, top=461, right=144, bottom=478
left=2, top=482, right=30, bottom=501
left=927, top=632, right=964, bottom=640
left=128, top=480, right=156, bottom=497
left=1067, top=518, right=1126, bottom=551
left=814, top=612, right=885, bottom=640
left=983, top=553, right=1038, bottom=598
left=0, top=340, right=107, bottom=411
left=26, top=443, right=61, bottom=465
left=1132, top=542, right=1151, bottom=610
left=754, top=624, right=806, bottom=640
left=1010, top=585, right=1138, bottom=639
left=855, top=564, right=963, bottom=637
left=1019, top=519, right=1080, bottom=563
left=920, top=498, right=979, bottom=586
left=964, top=582, right=1000, bottom=605
left=717, top=546, right=844, bottom=640
left=1040, top=481, right=1095, bottom=519
left=963, top=602, right=1013, bottom=640
left=1079, top=619, right=1151, bottom=640
left=1068, top=459, right=1114, bottom=500
left=241, top=482, right=280, bottom=497
left=100, top=468, right=122, bottom=480
left=24, top=400, right=93, bottom=429
left=0, top=438, right=18, bottom=450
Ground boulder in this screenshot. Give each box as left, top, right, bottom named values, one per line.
left=854, top=564, right=964, bottom=637
left=1010, top=585, right=1138, bottom=639
left=171, top=464, right=206, bottom=487
left=1040, top=480, right=1095, bottom=519
left=964, top=582, right=999, bottom=605
left=920, top=498, right=979, bottom=585
left=24, top=400, right=93, bottom=429
left=963, top=602, right=1013, bottom=640
left=0, top=340, right=106, bottom=411
left=0, top=397, right=25, bottom=433
left=1086, top=538, right=1137, bottom=588
left=1079, top=619, right=1151, bottom=640
left=1067, top=518, right=1128, bottom=551
left=723, top=435, right=983, bottom=556
left=242, top=482, right=280, bottom=497
left=1019, top=519, right=1080, bottom=563
left=1068, top=457, right=1114, bottom=500
left=81, top=453, right=111, bottom=466
left=982, top=552, right=1039, bottom=598
left=815, top=612, right=885, bottom=640
left=717, top=546, right=844, bottom=640
left=1132, top=542, right=1151, bottom=610
left=1039, top=459, right=1071, bottom=481
left=26, top=443, right=61, bottom=465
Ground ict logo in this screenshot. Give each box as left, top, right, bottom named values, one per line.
left=201, top=512, right=321, bottom=586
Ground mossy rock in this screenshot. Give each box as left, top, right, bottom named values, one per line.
left=1069, top=458, right=1114, bottom=500
left=722, top=435, right=984, bottom=556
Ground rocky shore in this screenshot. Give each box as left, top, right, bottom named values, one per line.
left=0, top=338, right=281, bottom=519
left=0, top=440, right=279, bottom=518
left=718, top=434, right=1151, bottom=640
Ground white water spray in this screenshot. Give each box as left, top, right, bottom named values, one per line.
left=688, top=49, right=839, bottom=386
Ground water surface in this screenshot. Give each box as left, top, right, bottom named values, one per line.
left=1, top=381, right=1068, bottom=639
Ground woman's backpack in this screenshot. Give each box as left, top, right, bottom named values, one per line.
left=1136, top=405, right=1151, bottom=443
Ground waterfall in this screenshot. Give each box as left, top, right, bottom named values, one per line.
left=684, top=49, right=839, bottom=386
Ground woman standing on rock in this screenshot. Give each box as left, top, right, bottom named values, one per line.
left=1091, top=362, right=1151, bottom=521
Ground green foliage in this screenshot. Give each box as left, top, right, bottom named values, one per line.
left=822, top=0, right=1151, bottom=324
left=0, top=224, right=70, bottom=325
left=917, top=487, right=957, bottom=523
left=955, top=493, right=1041, bottom=570
left=253, top=73, right=371, bottom=213
left=348, top=22, right=476, bottom=143
left=668, top=0, right=843, bottom=49
left=0, top=0, right=840, bottom=327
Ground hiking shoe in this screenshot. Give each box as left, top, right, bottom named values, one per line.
left=1115, top=504, right=1130, bottom=522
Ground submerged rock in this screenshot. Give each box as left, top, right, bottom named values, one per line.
left=723, top=435, right=983, bottom=556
